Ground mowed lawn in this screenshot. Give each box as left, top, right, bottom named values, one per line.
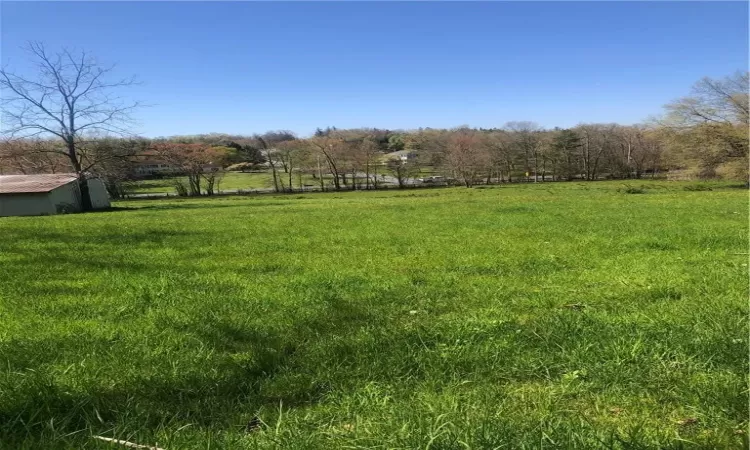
left=131, top=172, right=277, bottom=194
left=0, top=181, right=747, bottom=449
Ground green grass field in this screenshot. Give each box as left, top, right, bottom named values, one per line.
left=130, top=169, right=431, bottom=195
left=130, top=171, right=366, bottom=195
left=0, top=181, right=747, bottom=449
left=130, top=172, right=277, bottom=194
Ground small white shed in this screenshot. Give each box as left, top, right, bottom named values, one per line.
left=0, top=174, right=110, bottom=217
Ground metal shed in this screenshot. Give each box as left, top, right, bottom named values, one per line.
left=0, top=174, right=110, bottom=217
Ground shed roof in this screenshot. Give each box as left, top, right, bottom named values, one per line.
left=0, top=174, right=78, bottom=194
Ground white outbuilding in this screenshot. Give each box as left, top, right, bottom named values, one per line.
left=0, top=174, right=110, bottom=217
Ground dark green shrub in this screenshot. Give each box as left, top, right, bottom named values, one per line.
left=619, top=186, right=647, bottom=194
left=683, top=184, right=713, bottom=192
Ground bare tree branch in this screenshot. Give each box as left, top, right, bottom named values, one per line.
left=1, top=41, right=142, bottom=209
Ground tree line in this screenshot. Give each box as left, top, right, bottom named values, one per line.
left=1, top=44, right=747, bottom=205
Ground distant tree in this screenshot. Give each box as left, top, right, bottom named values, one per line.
left=152, top=143, right=231, bottom=196
left=445, top=128, right=490, bottom=187
left=485, top=130, right=515, bottom=182
left=387, top=134, right=405, bottom=151
left=313, top=126, right=337, bottom=137
left=250, top=131, right=296, bottom=192
left=309, top=134, right=349, bottom=191
left=405, top=129, right=448, bottom=168
left=550, top=129, right=582, bottom=181
left=0, top=138, right=70, bottom=174
left=86, top=138, right=148, bottom=198
left=631, top=127, right=663, bottom=179
left=360, top=136, right=381, bottom=189
left=385, top=157, right=420, bottom=188
left=0, top=42, right=140, bottom=209
left=662, top=72, right=749, bottom=180
left=504, top=122, right=543, bottom=181
left=575, top=124, right=618, bottom=180
left=219, top=140, right=264, bottom=168
left=275, top=140, right=309, bottom=192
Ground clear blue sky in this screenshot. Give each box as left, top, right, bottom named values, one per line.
left=1, top=1, right=747, bottom=137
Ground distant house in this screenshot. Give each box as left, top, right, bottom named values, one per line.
left=131, top=158, right=220, bottom=178
left=132, top=160, right=178, bottom=177
left=0, top=174, right=110, bottom=217
left=383, top=150, right=418, bottom=162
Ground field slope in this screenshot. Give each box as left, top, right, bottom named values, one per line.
left=0, top=181, right=747, bottom=449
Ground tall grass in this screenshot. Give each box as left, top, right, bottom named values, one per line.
left=0, top=181, right=747, bottom=449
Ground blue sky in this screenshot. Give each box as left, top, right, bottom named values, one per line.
left=1, top=2, right=747, bottom=137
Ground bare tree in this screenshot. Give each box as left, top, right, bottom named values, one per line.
left=661, top=72, right=749, bottom=180
left=250, top=131, right=296, bottom=192
left=485, top=130, right=515, bottom=183
left=359, top=136, right=381, bottom=189
left=85, top=137, right=147, bottom=198
left=632, top=127, right=663, bottom=179
left=1, top=42, right=140, bottom=209
left=0, top=138, right=70, bottom=174
left=666, top=72, right=749, bottom=127
left=504, top=122, right=543, bottom=181
left=309, top=134, right=349, bottom=191
left=575, top=124, right=617, bottom=180
left=444, top=128, right=490, bottom=187
left=275, top=140, right=309, bottom=192
left=151, top=143, right=230, bottom=196
left=386, top=157, right=420, bottom=188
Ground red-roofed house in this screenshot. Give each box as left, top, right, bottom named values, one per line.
left=0, top=174, right=110, bottom=217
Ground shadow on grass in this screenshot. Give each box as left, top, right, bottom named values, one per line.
left=108, top=200, right=292, bottom=212
left=2, top=267, right=747, bottom=447
left=0, top=290, right=381, bottom=445
left=3, top=226, right=204, bottom=246
left=130, top=201, right=289, bottom=211
left=0, top=228, right=206, bottom=284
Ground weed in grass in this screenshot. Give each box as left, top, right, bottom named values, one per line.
left=619, top=185, right=648, bottom=194
left=683, top=184, right=713, bottom=192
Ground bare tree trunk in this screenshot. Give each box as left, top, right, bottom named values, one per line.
left=330, top=168, right=341, bottom=190
left=269, top=159, right=280, bottom=192
left=317, top=156, right=325, bottom=191
left=365, top=160, right=370, bottom=190
left=319, top=150, right=341, bottom=191
left=626, top=141, right=633, bottom=178
left=188, top=173, right=201, bottom=196
left=67, top=140, right=93, bottom=211
left=582, top=134, right=590, bottom=180
left=78, top=175, right=92, bottom=210
left=205, top=175, right=216, bottom=196
left=592, top=150, right=603, bottom=180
